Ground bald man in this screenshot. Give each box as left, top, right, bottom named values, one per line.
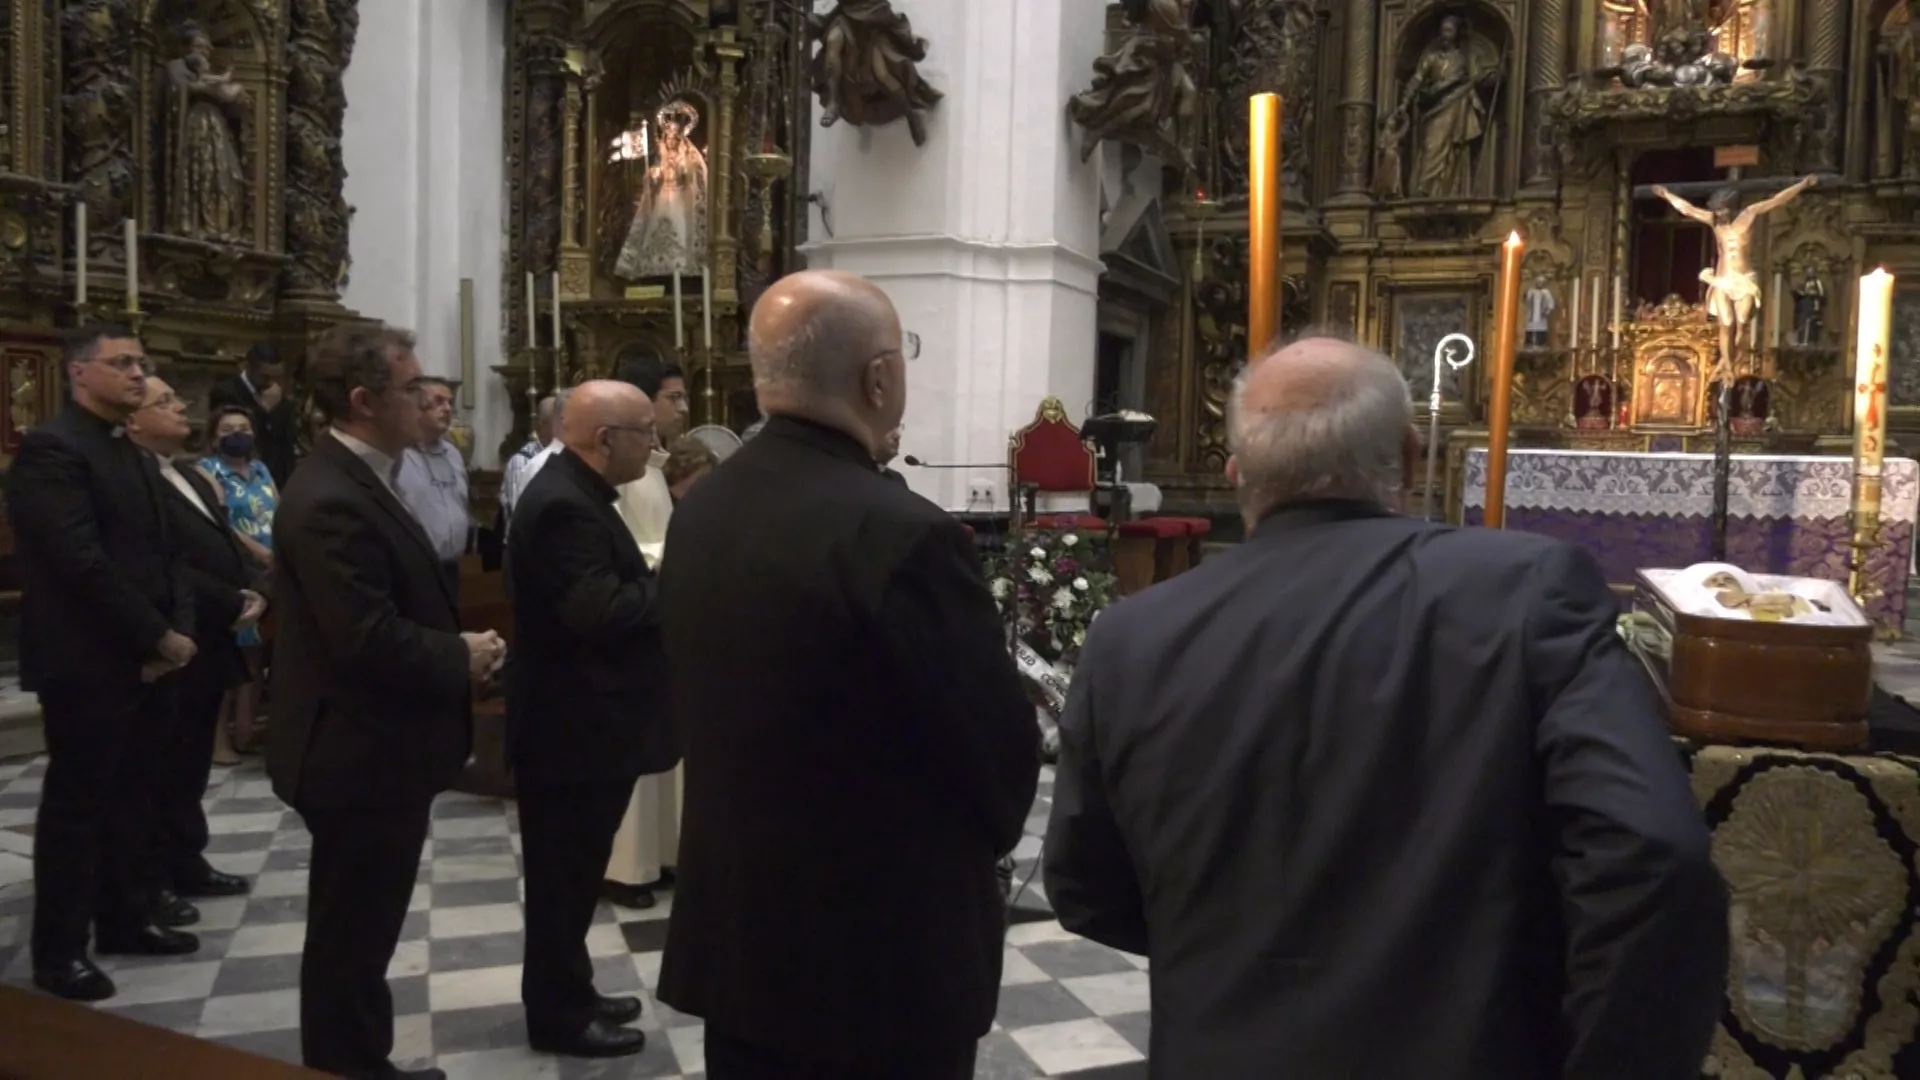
left=1044, top=339, right=1727, bottom=1079
left=499, top=393, right=559, bottom=521
left=658, top=271, right=1038, bottom=1079
left=507, top=381, right=672, bottom=1059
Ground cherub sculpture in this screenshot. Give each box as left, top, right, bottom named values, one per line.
left=808, top=0, right=944, bottom=146
left=1066, top=0, right=1199, bottom=172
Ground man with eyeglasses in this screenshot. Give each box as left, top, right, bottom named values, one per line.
left=268, top=323, right=504, bottom=1080
left=6, top=324, right=203, bottom=1002
left=507, top=380, right=672, bottom=1059
left=395, top=376, right=471, bottom=594
left=124, top=377, right=266, bottom=927
left=601, top=355, right=688, bottom=910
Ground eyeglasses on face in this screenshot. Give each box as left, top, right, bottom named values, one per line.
left=93, top=353, right=154, bottom=376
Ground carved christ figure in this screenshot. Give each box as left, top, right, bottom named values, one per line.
left=167, top=22, right=249, bottom=242
left=1651, top=175, right=1817, bottom=377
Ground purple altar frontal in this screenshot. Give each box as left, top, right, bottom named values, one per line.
left=1462, top=449, right=1919, bottom=633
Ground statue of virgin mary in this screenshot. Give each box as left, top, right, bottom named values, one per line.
left=614, top=99, right=709, bottom=280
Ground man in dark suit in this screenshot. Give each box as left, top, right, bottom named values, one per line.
left=508, top=380, right=671, bottom=1060
left=208, top=342, right=297, bottom=486
left=659, top=270, right=1039, bottom=1079
left=124, top=377, right=264, bottom=909
left=268, top=323, right=504, bottom=1080
left=6, top=325, right=203, bottom=1002
left=1043, top=338, right=1729, bottom=1080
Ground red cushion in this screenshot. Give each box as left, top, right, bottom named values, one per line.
left=1118, top=518, right=1186, bottom=539
left=1034, top=514, right=1107, bottom=531
left=1156, top=515, right=1212, bottom=537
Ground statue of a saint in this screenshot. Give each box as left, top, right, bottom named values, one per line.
left=166, top=22, right=249, bottom=243
left=1650, top=176, right=1817, bottom=378
left=1391, top=16, right=1502, bottom=200
left=1792, top=268, right=1827, bottom=346
left=1524, top=274, right=1555, bottom=349
left=809, top=0, right=944, bottom=146
left=1066, top=0, right=1198, bottom=171
left=613, top=100, right=709, bottom=281
left=1372, top=108, right=1409, bottom=201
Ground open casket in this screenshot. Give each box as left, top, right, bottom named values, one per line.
left=1627, top=565, right=1874, bottom=752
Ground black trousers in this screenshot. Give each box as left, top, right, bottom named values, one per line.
left=518, top=777, right=636, bottom=1037
left=704, top=1030, right=977, bottom=1080
left=31, top=678, right=173, bottom=967
left=153, top=654, right=232, bottom=886
left=296, top=801, right=432, bottom=1080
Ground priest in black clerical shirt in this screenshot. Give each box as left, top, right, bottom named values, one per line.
left=508, top=380, right=676, bottom=1060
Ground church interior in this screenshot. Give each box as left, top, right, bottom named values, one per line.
left=6, top=0, right=1920, bottom=1076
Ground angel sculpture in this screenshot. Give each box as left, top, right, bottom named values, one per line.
left=1066, top=0, right=1199, bottom=171
left=808, top=0, right=944, bottom=146
left=612, top=99, right=709, bottom=281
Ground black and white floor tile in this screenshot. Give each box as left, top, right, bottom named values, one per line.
left=0, top=757, right=1149, bottom=1079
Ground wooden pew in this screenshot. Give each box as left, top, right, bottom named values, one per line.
left=0, top=984, right=331, bottom=1079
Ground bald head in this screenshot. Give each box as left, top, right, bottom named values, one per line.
left=561, top=380, right=657, bottom=487
left=1227, top=338, right=1415, bottom=525
left=749, top=270, right=906, bottom=452
left=534, top=394, right=558, bottom=443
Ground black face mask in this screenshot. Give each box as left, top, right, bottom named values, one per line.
left=217, top=432, right=255, bottom=459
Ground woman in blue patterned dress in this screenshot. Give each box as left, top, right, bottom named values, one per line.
left=200, top=405, right=278, bottom=760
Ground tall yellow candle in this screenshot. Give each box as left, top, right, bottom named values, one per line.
left=1246, top=93, right=1283, bottom=361
left=1484, top=231, right=1527, bottom=530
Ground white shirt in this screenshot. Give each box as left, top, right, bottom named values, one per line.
left=500, top=438, right=552, bottom=518
left=395, top=439, right=471, bottom=562
left=152, top=453, right=216, bottom=522
left=330, top=429, right=400, bottom=496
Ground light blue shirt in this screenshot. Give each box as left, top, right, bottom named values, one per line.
left=395, top=439, right=470, bottom=561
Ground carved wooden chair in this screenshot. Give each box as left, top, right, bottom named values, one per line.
left=1008, top=397, right=1191, bottom=593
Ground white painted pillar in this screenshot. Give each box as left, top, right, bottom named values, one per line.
left=800, top=0, right=1105, bottom=509
left=340, top=0, right=509, bottom=465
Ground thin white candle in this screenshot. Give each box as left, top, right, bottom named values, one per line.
left=1589, top=275, right=1602, bottom=351
left=551, top=271, right=561, bottom=354
left=1569, top=274, right=1581, bottom=350
left=703, top=272, right=713, bottom=352
left=1610, top=274, right=1624, bottom=349
left=123, top=218, right=137, bottom=314
left=74, top=202, right=87, bottom=306
left=1771, top=271, right=1785, bottom=349
left=672, top=271, right=685, bottom=350
left=526, top=272, right=536, bottom=348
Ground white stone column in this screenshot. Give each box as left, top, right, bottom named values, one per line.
left=800, top=0, right=1106, bottom=509
left=340, top=0, right=509, bottom=465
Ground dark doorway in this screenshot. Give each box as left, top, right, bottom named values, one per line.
left=1096, top=332, right=1130, bottom=414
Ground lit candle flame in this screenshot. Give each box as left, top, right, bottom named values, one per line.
left=1505, top=231, right=1523, bottom=249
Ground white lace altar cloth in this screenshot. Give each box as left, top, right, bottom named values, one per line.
left=1462, top=450, right=1920, bottom=525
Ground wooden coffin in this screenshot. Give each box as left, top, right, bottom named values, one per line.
left=1630, top=569, right=1873, bottom=751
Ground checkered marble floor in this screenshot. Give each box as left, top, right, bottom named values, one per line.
left=0, top=757, right=1150, bottom=1079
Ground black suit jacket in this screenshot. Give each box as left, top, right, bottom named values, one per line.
left=655, top=416, right=1039, bottom=1063
left=208, top=373, right=297, bottom=487
left=506, top=448, right=675, bottom=785
left=6, top=403, right=193, bottom=691
left=1044, top=500, right=1728, bottom=1080
left=161, top=462, right=254, bottom=689
left=266, top=433, right=471, bottom=810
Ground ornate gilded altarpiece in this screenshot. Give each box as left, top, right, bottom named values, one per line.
left=500, top=0, right=809, bottom=459
left=1130, top=0, right=1920, bottom=522
left=0, top=0, right=361, bottom=466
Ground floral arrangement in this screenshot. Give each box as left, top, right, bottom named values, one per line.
left=986, top=529, right=1119, bottom=670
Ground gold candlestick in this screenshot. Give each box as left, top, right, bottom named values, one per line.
left=1246, top=93, right=1283, bottom=361
left=1849, top=268, right=1895, bottom=602
left=1484, top=231, right=1527, bottom=530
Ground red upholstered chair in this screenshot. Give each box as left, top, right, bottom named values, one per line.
left=1008, top=396, right=1106, bottom=531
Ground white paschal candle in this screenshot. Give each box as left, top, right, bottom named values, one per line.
left=1855, top=268, right=1897, bottom=471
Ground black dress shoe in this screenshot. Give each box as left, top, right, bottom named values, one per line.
left=32, top=958, right=116, bottom=1002
left=600, top=881, right=656, bottom=910
left=176, top=868, right=250, bottom=898
left=530, top=1018, right=647, bottom=1058
left=392, top=1069, right=446, bottom=1080
left=151, top=889, right=201, bottom=928
left=96, top=925, right=200, bottom=956
left=593, top=993, right=643, bottom=1025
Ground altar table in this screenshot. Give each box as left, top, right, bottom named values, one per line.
left=1461, top=450, right=1919, bottom=633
